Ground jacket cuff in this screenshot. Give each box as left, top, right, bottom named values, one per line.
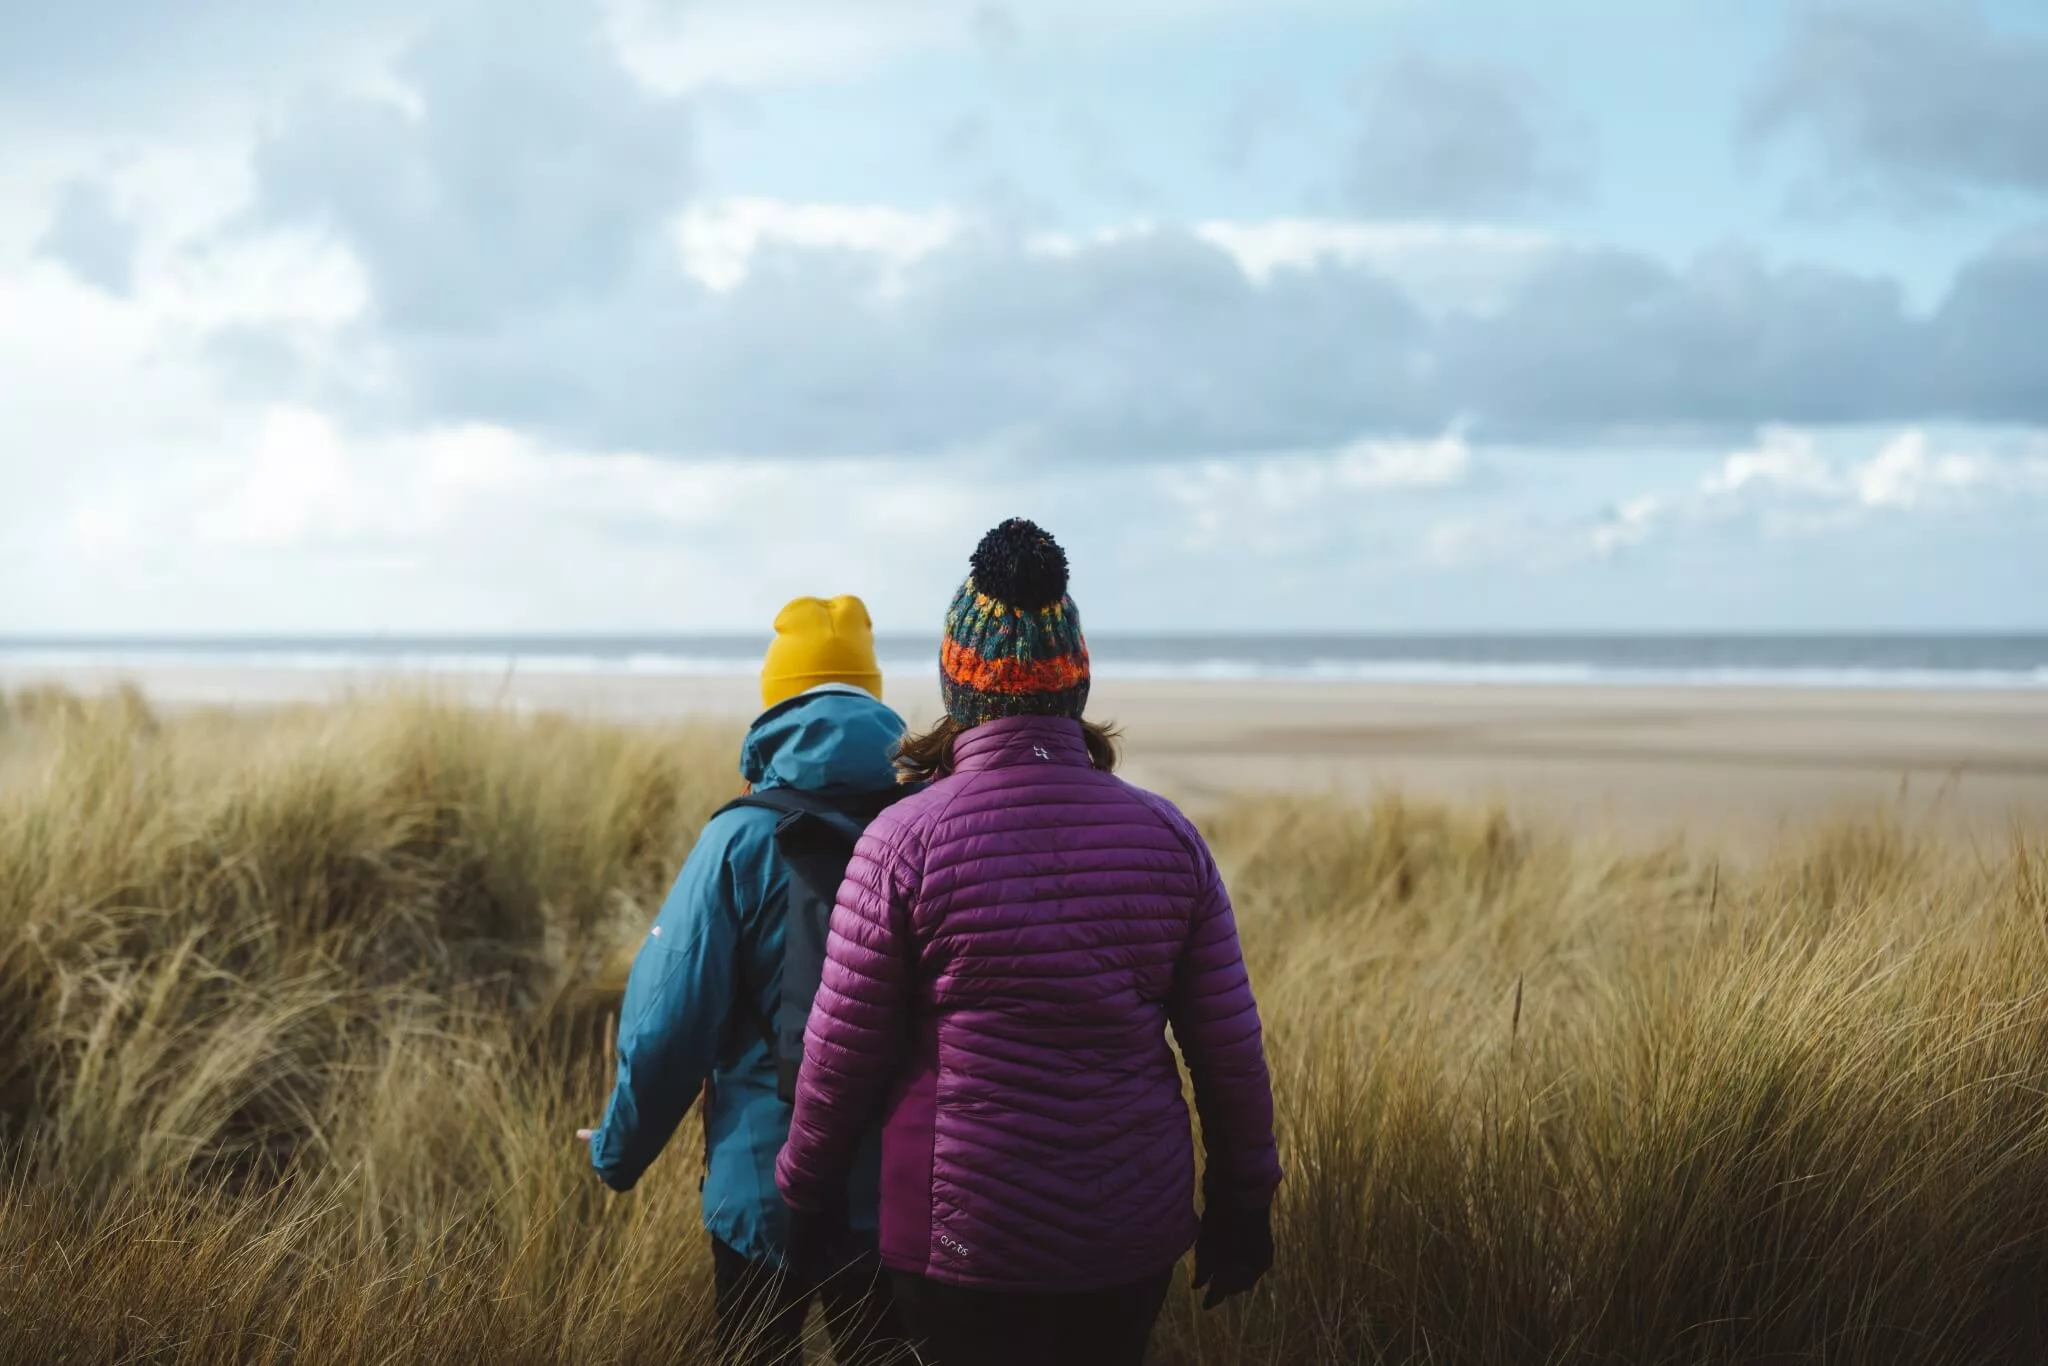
left=590, top=1139, right=644, bottom=1193
left=1202, top=1168, right=1281, bottom=1210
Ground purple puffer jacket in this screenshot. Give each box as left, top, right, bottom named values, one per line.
left=775, top=715, right=1281, bottom=1292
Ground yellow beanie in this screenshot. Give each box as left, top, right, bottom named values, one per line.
left=760, top=595, right=883, bottom=709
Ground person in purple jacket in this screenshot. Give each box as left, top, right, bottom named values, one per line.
left=775, top=518, right=1282, bottom=1366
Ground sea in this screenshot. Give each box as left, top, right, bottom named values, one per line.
left=2, top=635, right=2045, bottom=690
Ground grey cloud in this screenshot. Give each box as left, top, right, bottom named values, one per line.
left=1438, top=247, right=1927, bottom=440
left=1748, top=5, right=2048, bottom=208
left=233, top=1, right=2048, bottom=459
left=37, top=181, right=138, bottom=295
left=1932, top=225, right=2048, bottom=419
left=252, top=0, right=693, bottom=332
left=1343, top=55, right=1585, bottom=218
left=351, top=229, right=1436, bottom=459
left=257, top=212, right=2048, bottom=458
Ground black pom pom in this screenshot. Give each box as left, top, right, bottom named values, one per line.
left=969, top=518, right=1070, bottom=610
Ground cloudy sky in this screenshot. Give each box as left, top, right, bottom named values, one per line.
left=4, top=0, right=2045, bottom=634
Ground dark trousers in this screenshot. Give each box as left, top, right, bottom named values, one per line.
left=886, top=1268, right=1175, bottom=1366
left=709, top=1236, right=905, bottom=1366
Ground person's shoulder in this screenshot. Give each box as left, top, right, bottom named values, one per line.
left=690, top=800, right=782, bottom=867
left=1110, top=777, right=1215, bottom=871
left=872, top=778, right=950, bottom=835
left=700, top=799, right=780, bottom=838
left=863, top=780, right=951, bottom=849
left=1117, top=776, right=1199, bottom=836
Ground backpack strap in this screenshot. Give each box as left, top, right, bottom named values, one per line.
left=714, top=786, right=902, bottom=838
left=711, top=786, right=909, bottom=1101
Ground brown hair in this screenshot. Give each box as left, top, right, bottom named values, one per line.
left=894, top=715, right=1122, bottom=785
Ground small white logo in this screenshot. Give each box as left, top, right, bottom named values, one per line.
left=1032, top=745, right=1050, bottom=760
left=649, top=926, right=662, bottom=938
left=938, top=1233, right=971, bottom=1258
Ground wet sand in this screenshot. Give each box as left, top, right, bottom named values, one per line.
left=7, top=662, right=2046, bottom=842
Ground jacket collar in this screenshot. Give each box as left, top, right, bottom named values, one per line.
left=950, top=714, right=1093, bottom=774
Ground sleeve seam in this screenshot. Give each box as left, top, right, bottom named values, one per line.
left=1131, top=784, right=1206, bottom=890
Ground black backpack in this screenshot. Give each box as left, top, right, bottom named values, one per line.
left=712, top=785, right=907, bottom=1103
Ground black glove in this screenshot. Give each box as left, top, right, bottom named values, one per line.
left=1190, top=1200, right=1274, bottom=1310
left=783, top=1196, right=850, bottom=1290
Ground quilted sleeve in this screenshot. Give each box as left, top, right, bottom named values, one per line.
left=1167, top=821, right=1283, bottom=1209
left=776, top=815, right=920, bottom=1212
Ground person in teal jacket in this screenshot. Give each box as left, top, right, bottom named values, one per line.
left=580, top=596, right=907, bottom=1366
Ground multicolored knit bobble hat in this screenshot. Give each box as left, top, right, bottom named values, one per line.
left=941, top=518, right=1091, bottom=727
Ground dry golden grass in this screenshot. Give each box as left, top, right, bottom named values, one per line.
left=2, top=686, right=2045, bottom=1364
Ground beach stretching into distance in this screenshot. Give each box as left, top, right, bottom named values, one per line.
left=7, top=659, right=2044, bottom=841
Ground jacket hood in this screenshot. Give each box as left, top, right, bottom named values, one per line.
left=740, top=685, right=906, bottom=795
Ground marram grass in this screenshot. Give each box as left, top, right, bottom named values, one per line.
left=2, top=687, right=2045, bottom=1364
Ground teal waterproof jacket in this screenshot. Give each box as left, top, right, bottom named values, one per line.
left=589, top=686, right=906, bottom=1262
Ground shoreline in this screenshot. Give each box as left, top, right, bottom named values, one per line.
left=7, top=662, right=2048, bottom=843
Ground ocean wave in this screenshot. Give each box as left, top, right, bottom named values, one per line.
left=2, top=646, right=2044, bottom=691
left=1092, top=659, right=2048, bottom=689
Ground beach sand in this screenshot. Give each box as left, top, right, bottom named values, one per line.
left=7, top=661, right=2046, bottom=843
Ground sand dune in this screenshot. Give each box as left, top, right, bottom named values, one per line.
left=6, top=661, right=2045, bottom=841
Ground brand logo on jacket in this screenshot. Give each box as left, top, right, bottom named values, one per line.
left=1032, top=745, right=1050, bottom=760
left=938, top=1232, right=971, bottom=1258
